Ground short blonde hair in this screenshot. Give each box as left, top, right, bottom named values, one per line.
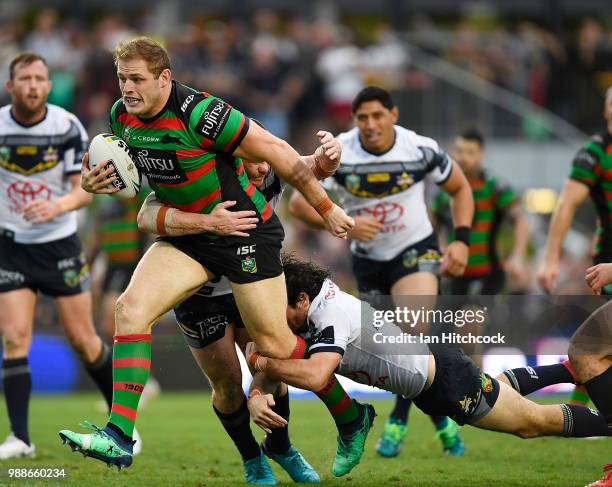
left=113, top=36, right=171, bottom=78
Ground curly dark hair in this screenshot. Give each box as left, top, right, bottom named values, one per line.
left=281, top=253, right=331, bottom=305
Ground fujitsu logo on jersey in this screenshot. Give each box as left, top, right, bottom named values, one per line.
left=134, top=149, right=175, bottom=172
left=132, top=148, right=187, bottom=184
left=200, top=99, right=231, bottom=141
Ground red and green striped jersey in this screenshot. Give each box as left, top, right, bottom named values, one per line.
left=433, top=170, right=516, bottom=277
left=569, top=131, right=612, bottom=262
left=98, top=194, right=146, bottom=267
left=109, top=81, right=273, bottom=234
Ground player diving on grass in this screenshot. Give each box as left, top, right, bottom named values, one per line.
left=132, top=123, right=346, bottom=484
left=58, top=36, right=371, bottom=476
left=244, top=255, right=611, bottom=477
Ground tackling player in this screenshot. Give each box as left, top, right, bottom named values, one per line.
left=245, top=255, right=611, bottom=478
left=135, top=127, right=345, bottom=484
left=59, top=37, right=360, bottom=472
left=288, top=86, right=474, bottom=457
left=0, top=53, right=114, bottom=458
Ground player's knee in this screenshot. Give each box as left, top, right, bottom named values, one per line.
left=2, top=329, right=31, bottom=355
left=567, top=352, right=595, bottom=383
left=115, top=292, right=149, bottom=333
left=211, top=379, right=245, bottom=410
left=515, top=411, right=546, bottom=439
left=64, top=327, right=98, bottom=356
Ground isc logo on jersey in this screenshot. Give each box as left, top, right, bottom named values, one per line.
left=88, top=133, right=141, bottom=198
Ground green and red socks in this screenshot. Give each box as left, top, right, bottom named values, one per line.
left=288, top=337, right=361, bottom=435
left=315, top=375, right=360, bottom=434
left=106, top=334, right=152, bottom=440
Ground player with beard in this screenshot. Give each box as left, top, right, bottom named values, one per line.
left=0, top=53, right=119, bottom=458
left=288, top=86, right=474, bottom=458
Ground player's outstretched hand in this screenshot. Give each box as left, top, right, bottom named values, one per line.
left=441, top=241, right=468, bottom=277
left=209, top=201, right=259, bottom=237
left=313, top=130, right=342, bottom=178
left=247, top=393, right=288, bottom=434
left=322, top=204, right=355, bottom=239
left=585, top=263, right=612, bottom=295
left=348, top=216, right=384, bottom=242
left=537, top=260, right=559, bottom=295
left=22, top=199, right=62, bottom=223
left=80, top=152, right=119, bottom=194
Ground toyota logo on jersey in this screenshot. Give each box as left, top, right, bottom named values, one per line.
left=359, top=202, right=404, bottom=224
left=7, top=181, right=51, bottom=213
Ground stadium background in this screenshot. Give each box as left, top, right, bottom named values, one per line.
left=0, top=2, right=610, bottom=485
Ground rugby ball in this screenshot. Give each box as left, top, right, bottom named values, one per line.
left=88, top=133, right=140, bottom=198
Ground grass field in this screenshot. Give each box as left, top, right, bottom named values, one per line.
left=0, top=393, right=608, bottom=486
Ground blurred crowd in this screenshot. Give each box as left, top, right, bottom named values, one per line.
left=1, top=7, right=612, bottom=141
left=1, top=6, right=610, bottom=302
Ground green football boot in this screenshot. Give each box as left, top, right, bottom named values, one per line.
left=375, top=417, right=408, bottom=458
left=434, top=418, right=465, bottom=456
left=59, top=422, right=134, bottom=470
left=332, top=402, right=376, bottom=477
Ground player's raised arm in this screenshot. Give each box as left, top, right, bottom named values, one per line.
left=137, top=192, right=259, bottom=237
left=234, top=122, right=354, bottom=239
left=301, top=130, right=342, bottom=179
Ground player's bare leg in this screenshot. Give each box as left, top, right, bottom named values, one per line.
left=379, top=272, right=463, bottom=457
left=231, top=275, right=298, bottom=359
left=0, top=289, right=37, bottom=459
left=56, top=293, right=101, bottom=363
left=59, top=242, right=214, bottom=468
left=471, top=380, right=610, bottom=438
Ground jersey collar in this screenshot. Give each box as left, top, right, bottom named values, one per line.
left=10, top=105, right=48, bottom=128
left=308, top=278, right=335, bottom=319
left=136, top=80, right=175, bottom=124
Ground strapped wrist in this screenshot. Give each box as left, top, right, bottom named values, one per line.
left=454, top=226, right=471, bottom=246
left=314, top=196, right=334, bottom=217
left=248, top=388, right=263, bottom=400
